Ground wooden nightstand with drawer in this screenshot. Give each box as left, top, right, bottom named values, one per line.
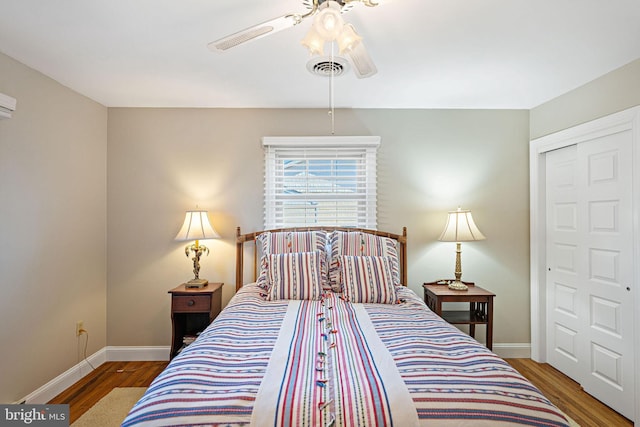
left=168, top=282, right=223, bottom=359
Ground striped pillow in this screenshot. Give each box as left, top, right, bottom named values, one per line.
left=257, top=231, right=329, bottom=290
left=340, top=255, right=398, bottom=304
left=257, top=231, right=328, bottom=254
left=329, top=231, right=400, bottom=291
left=266, top=251, right=324, bottom=301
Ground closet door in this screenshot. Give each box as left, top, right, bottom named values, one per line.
left=546, top=132, right=634, bottom=420
left=546, top=145, right=582, bottom=382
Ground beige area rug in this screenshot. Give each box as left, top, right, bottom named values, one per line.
left=72, top=387, right=145, bottom=427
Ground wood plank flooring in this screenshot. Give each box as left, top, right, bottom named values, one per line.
left=48, top=361, right=167, bottom=424
left=506, top=359, right=632, bottom=427
left=48, top=359, right=632, bottom=426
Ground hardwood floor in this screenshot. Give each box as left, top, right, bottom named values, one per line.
left=506, top=359, right=632, bottom=427
left=48, top=361, right=167, bottom=424
left=48, top=359, right=632, bottom=426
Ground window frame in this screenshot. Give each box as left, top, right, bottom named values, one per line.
left=263, top=136, right=380, bottom=230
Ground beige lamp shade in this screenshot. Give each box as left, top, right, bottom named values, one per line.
left=438, top=207, right=486, bottom=242
left=438, top=207, right=485, bottom=291
left=175, top=210, right=220, bottom=241
left=175, top=209, right=219, bottom=288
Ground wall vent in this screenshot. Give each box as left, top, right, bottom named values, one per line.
left=0, top=93, right=17, bottom=119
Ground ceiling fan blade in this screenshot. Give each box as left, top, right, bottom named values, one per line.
left=346, top=42, right=377, bottom=78
left=208, top=15, right=300, bottom=53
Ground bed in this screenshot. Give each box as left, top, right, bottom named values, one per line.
left=122, top=226, right=570, bottom=427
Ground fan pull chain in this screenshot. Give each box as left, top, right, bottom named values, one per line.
left=329, top=42, right=335, bottom=135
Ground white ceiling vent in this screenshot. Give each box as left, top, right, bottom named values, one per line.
left=306, top=55, right=350, bottom=77
left=0, top=93, right=17, bottom=119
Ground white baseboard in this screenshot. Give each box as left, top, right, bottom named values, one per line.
left=105, top=346, right=170, bottom=361
left=20, top=348, right=108, bottom=404
left=493, top=343, right=531, bottom=359
left=21, top=343, right=528, bottom=405
left=18, top=346, right=169, bottom=404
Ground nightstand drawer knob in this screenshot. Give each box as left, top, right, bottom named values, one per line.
left=187, top=299, right=195, bottom=306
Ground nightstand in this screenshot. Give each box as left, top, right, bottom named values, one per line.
left=168, top=282, right=223, bottom=359
left=423, top=281, right=495, bottom=350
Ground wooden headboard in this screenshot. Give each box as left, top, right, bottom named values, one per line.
left=235, top=226, right=407, bottom=291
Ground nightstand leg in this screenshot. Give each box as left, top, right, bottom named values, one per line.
left=487, top=299, right=493, bottom=350
left=469, top=302, right=476, bottom=338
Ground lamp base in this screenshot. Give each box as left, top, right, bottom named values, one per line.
left=447, top=280, right=468, bottom=291
left=185, top=278, right=209, bottom=289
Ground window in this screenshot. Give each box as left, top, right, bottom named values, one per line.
left=263, top=136, right=380, bottom=229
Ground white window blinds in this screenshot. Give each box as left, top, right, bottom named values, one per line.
left=263, top=136, right=380, bottom=230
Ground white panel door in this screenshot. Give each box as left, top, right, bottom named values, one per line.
left=578, top=131, right=634, bottom=419
left=546, top=145, right=583, bottom=382
left=546, top=132, right=635, bottom=420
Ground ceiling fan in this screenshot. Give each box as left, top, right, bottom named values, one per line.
left=207, top=0, right=379, bottom=78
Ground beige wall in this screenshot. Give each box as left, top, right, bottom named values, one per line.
left=107, top=108, right=531, bottom=347
left=530, top=58, right=640, bottom=139
left=0, top=53, right=107, bottom=403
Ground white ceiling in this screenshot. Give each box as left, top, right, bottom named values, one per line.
left=1, top=0, right=639, bottom=109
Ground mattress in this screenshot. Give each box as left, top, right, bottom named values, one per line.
left=122, top=283, right=570, bottom=426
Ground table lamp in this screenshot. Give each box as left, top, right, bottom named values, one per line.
left=175, top=209, right=220, bottom=288
left=438, top=207, right=486, bottom=291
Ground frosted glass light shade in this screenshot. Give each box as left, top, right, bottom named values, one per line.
left=313, top=1, right=344, bottom=41
left=438, top=207, right=486, bottom=242
left=301, top=26, right=325, bottom=56
left=338, top=24, right=362, bottom=54
left=175, top=210, right=220, bottom=241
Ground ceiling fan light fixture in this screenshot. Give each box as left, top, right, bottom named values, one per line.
left=301, top=26, right=325, bottom=56
left=312, top=1, right=344, bottom=41
left=209, top=0, right=378, bottom=78
left=337, top=23, right=362, bottom=54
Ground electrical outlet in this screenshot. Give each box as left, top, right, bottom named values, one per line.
left=76, top=321, right=84, bottom=336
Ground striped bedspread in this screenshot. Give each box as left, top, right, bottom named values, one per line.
left=122, top=284, right=570, bottom=427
